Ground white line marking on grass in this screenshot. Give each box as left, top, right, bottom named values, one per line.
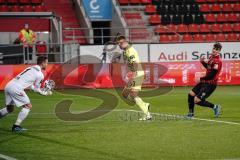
left=0, top=154, right=17, bottom=160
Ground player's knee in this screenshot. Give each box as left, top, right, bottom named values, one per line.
left=194, top=97, right=201, bottom=104
left=6, top=105, right=14, bottom=113
left=24, top=103, right=32, bottom=109
left=189, top=91, right=196, bottom=96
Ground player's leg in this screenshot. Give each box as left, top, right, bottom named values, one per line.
left=186, top=83, right=202, bottom=118
left=0, top=88, right=15, bottom=118
left=194, top=84, right=221, bottom=117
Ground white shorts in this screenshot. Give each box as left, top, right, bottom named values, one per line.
left=4, top=82, right=30, bottom=107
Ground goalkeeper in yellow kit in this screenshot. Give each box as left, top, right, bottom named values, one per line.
left=116, top=35, right=152, bottom=121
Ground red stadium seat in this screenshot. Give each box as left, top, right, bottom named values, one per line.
left=159, top=35, right=170, bottom=43
left=222, top=23, right=232, bottom=32
left=199, top=24, right=210, bottom=33
left=205, top=14, right=215, bottom=23
left=23, top=5, right=34, bottom=12
left=35, top=5, right=46, bottom=12
left=177, top=24, right=188, bottom=33
left=233, top=23, right=240, bottom=32
left=226, top=33, right=238, bottom=41
left=200, top=4, right=210, bottom=12
left=141, top=0, right=151, bottom=4
left=188, top=24, right=199, bottom=33
left=119, top=0, right=129, bottom=5
left=170, top=35, right=180, bottom=42
left=216, top=33, right=226, bottom=41
left=205, top=34, right=215, bottom=42
left=211, top=4, right=221, bottom=12
left=216, top=14, right=227, bottom=22
left=193, top=34, right=205, bottom=42
left=0, top=5, right=9, bottom=12
left=129, top=0, right=141, bottom=5
left=19, top=0, right=30, bottom=4
left=166, top=24, right=177, bottom=33
left=145, top=4, right=156, bottom=14
left=195, top=0, right=206, bottom=3
left=222, top=4, right=232, bottom=12
left=228, top=13, right=238, bottom=22
left=11, top=5, right=20, bottom=12
left=31, top=0, right=42, bottom=4
left=7, top=0, right=18, bottom=4
left=206, top=0, right=216, bottom=2
left=232, top=4, right=240, bottom=12
left=149, top=14, right=161, bottom=25
left=0, top=0, right=5, bottom=4
left=211, top=23, right=221, bottom=33
left=154, top=25, right=167, bottom=34
left=182, top=34, right=193, bottom=42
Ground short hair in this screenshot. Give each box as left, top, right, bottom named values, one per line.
left=37, top=56, right=47, bottom=65
left=115, top=35, right=126, bottom=42
left=213, top=42, right=222, bottom=50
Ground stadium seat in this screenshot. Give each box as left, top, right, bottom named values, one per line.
left=154, top=25, right=168, bottom=34
left=195, top=0, right=206, bottom=3
left=182, top=34, right=193, bottom=42
left=233, top=23, right=240, bottom=32
left=178, top=4, right=188, bottom=14
left=183, top=14, right=193, bottom=24
left=211, top=4, right=221, bottom=12
left=0, top=0, right=5, bottom=4
left=166, top=24, right=177, bottom=33
left=190, top=4, right=199, bottom=14
left=228, top=13, right=238, bottom=22
left=206, top=0, right=216, bottom=2
left=0, top=5, right=9, bottom=12
left=232, top=4, right=240, bottom=12
left=205, top=34, right=215, bottom=42
left=7, top=0, right=18, bottom=4
left=216, top=33, right=226, bottom=41
left=22, top=5, right=34, bottom=12
left=211, top=23, right=221, bottom=33
left=188, top=24, right=199, bottom=33
left=177, top=24, right=188, bottom=33
left=157, top=5, right=167, bottom=15
left=145, top=4, right=156, bottom=14
left=35, top=5, right=46, bottom=12
left=226, top=33, right=238, bottom=41
left=222, top=23, right=232, bottom=32
left=19, top=0, right=30, bottom=4
left=200, top=4, right=210, bottom=12
left=199, top=24, right=211, bottom=33
left=167, top=4, right=177, bottom=15
left=172, top=14, right=182, bottom=24
left=222, top=3, right=232, bottom=12
left=119, top=0, right=129, bottom=5
left=129, top=0, right=141, bottom=5
left=161, top=14, right=171, bottom=25
left=205, top=14, right=216, bottom=23
left=216, top=14, right=227, bottom=22
left=159, top=35, right=170, bottom=43
left=141, top=0, right=151, bottom=4
left=149, top=14, right=161, bottom=25
left=193, top=34, right=205, bottom=42
left=11, top=5, right=20, bottom=11
left=31, top=0, right=42, bottom=4
left=194, top=14, right=204, bottom=24
left=170, top=35, right=180, bottom=42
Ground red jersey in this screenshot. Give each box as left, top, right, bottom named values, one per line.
left=200, top=54, right=222, bottom=84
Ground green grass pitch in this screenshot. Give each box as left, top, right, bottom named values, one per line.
left=0, top=86, right=240, bottom=160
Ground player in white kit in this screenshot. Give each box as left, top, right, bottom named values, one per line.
left=0, top=56, right=52, bottom=132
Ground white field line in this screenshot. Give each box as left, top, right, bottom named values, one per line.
left=0, top=154, right=17, bottom=160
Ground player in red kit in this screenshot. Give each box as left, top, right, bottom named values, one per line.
left=186, top=42, right=222, bottom=118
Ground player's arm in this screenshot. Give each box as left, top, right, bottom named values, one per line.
left=200, top=62, right=219, bottom=80
left=200, top=57, right=208, bottom=69
left=31, top=77, right=51, bottom=96
left=128, top=50, right=140, bottom=74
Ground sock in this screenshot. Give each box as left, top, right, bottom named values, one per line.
left=14, top=108, right=30, bottom=126
left=188, top=94, right=195, bottom=114
left=0, top=107, right=9, bottom=118
left=134, top=97, right=148, bottom=114
left=197, top=101, right=215, bottom=109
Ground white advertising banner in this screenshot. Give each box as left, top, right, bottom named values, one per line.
left=79, top=44, right=149, bottom=63
left=150, top=42, right=240, bottom=62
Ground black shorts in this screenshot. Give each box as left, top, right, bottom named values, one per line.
left=192, top=83, right=217, bottom=101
